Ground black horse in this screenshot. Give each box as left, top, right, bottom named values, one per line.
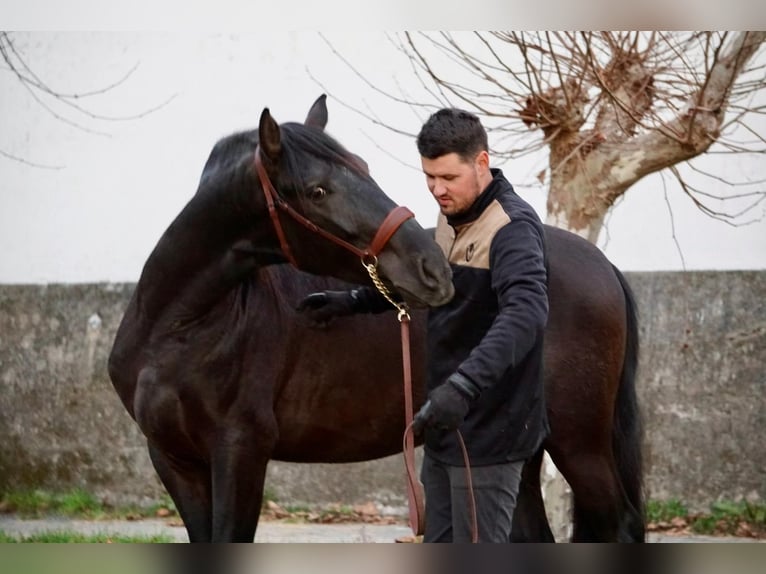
left=109, top=95, right=644, bottom=542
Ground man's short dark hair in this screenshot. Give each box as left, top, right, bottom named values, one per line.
left=416, top=108, right=488, bottom=161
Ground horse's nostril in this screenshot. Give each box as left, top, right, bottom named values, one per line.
left=418, top=256, right=440, bottom=289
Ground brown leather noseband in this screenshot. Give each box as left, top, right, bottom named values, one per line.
left=254, top=146, right=414, bottom=268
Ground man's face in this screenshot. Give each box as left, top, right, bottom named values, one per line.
left=421, top=151, right=487, bottom=217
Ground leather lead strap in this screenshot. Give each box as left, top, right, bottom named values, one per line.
left=401, top=317, right=426, bottom=536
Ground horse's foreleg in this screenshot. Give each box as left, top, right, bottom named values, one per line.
left=510, top=447, right=555, bottom=542
left=210, top=425, right=277, bottom=542
left=148, top=444, right=213, bottom=542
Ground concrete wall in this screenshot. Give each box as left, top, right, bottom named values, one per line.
left=0, top=283, right=161, bottom=505
left=0, top=272, right=764, bottom=517
left=631, top=272, right=765, bottom=507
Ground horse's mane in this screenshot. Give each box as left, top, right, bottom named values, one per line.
left=278, top=123, right=367, bottom=183
left=199, top=122, right=366, bottom=193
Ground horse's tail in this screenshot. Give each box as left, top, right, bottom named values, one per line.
left=611, top=265, right=646, bottom=541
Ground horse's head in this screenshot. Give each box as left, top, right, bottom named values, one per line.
left=250, top=95, right=453, bottom=308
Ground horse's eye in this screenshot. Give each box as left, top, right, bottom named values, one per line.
left=308, top=186, right=327, bottom=202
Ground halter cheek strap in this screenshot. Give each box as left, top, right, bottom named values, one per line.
left=254, top=145, right=415, bottom=268
left=254, top=147, right=299, bottom=266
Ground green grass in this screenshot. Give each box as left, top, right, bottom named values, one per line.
left=282, top=504, right=312, bottom=514
left=261, top=487, right=279, bottom=505
left=3, top=489, right=763, bottom=539
left=647, top=498, right=766, bottom=537
left=0, top=489, right=177, bottom=520
left=690, top=500, right=766, bottom=535
left=55, top=489, right=101, bottom=516
left=0, top=530, right=18, bottom=543
left=646, top=499, right=689, bottom=523
left=0, top=529, right=173, bottom=543
left=0, top=489, right=179, bottom=543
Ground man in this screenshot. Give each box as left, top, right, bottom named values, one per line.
left=297, top=108, right=549, bottom=543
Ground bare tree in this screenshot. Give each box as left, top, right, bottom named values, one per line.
left=0, top=31, right=174, bottom=169
left=321, top=31, right=766, bottom=244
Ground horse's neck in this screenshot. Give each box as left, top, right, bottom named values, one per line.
left=135, top=186, right=265, bottom=326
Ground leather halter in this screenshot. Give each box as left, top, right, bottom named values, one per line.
left=254, top=146, right=415, bottom=268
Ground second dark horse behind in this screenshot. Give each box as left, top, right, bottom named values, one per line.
left=108, top=95, right=645, bottom=542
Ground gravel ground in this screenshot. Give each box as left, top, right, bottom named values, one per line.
left=0, top=516, right=763, bottom=543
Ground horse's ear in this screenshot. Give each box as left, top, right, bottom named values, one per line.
left=304, top=94, right=328, bottom=130
left=259, top=107, right=281, bottom=162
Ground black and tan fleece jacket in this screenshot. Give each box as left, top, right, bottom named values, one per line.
left=425, top=168, right=549, bottom=466
left=354, top=168, right=550, bottom=465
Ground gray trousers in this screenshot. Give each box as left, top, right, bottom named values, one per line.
left=421, top=453, right=524, bottom=543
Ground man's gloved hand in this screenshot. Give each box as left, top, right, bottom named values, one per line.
left=296, top=290, right=361, bottom=326
left=412, top=379, right=473, bottom=435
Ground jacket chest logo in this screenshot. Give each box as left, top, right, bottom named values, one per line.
left=465, top=242, right=476, bottom=262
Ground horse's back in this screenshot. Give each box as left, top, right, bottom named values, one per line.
left=545, top=225, right=626, bottom=315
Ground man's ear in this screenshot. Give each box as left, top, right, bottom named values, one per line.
left=475, top=150, right=490, bottom=171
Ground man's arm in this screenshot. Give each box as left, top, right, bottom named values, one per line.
left=413, top=218, right=548, bottom=433
left=296, top=285, right=395, bottom=325
left=452, top=218, right=548, bottom=397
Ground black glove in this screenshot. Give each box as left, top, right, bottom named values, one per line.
left=296, top=290, right=362, bottom=326
left=412, top=379, right=473, bottom=435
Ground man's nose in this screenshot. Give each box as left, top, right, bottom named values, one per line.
left=432, top=181, right=447, bottom=197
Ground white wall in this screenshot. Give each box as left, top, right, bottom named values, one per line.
left=1, top=31, right=764, bottom=284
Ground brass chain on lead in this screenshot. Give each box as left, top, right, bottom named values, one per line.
left=364, top=254, right=424, bottom=536
left=362, top=256, right=411, bottom=322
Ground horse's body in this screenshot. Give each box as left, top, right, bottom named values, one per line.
left=109, top=96, right=644, bottom=542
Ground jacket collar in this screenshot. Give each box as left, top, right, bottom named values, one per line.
left=446, top=168, right=506, bottom=228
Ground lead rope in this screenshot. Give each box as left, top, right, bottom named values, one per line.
left=364, top=259, right=478, bottom=543
left=363, top=258, right=425, bottom=537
